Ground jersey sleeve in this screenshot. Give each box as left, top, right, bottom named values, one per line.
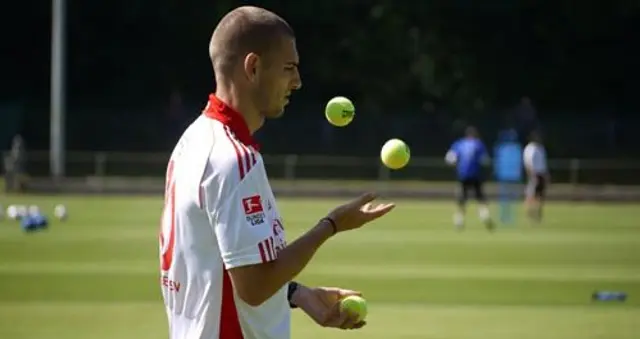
left=209, top=166, right=275, bottom=269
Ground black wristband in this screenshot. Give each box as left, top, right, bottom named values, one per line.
left=288, top=281, right=299, bottom=308
left=320, top=217, right=338, bottom=235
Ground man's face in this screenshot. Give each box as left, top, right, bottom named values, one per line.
left=253, top=37, right=301, bottom=119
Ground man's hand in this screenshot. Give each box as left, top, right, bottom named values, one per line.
left=327, top=193, right=395, bottom=233
left=292, top=284, right=366, bottom=330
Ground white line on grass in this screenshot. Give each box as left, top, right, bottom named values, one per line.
left=1, top=262, right=638, bottom=282
left=2, top=228, right=639, bottom=245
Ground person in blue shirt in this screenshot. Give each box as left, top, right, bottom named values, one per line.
left=445, top=126, right=494, bottom=231
left=493, top=129, right=523, bottom=224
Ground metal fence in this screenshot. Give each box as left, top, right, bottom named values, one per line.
left=5, top=151, right=640, bottom=186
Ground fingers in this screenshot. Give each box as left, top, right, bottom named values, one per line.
left=337, top=289, right=362, bottom=298
left=367, top=202, right=395, bottom=213
left=357, top=193, right=395, bottom=216
left=363, top=202, right=395, bottom=219
left=354, top=192, right=378, bottom=205
left=352, top=321, right=367, bottom=329
left=325, top=301, right=348, bottom=328
left=337, top=309, right=363, bottom=330
left=327, top=193, right=395, bottom=233
left=325, top=301, right=365, bottom=330
left=319, top=287, right=361, bottom=299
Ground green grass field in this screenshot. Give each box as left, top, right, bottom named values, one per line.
left=0, top=194, right=639, bottom=339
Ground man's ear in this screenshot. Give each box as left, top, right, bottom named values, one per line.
left=244, top=53, right=260, bottom=82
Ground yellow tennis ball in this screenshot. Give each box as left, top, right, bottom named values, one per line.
left=380, top=138, right=410, bottom=169
left=325, top=96, right=355, bottom=127
left=340, top=295, right=368, bottom=322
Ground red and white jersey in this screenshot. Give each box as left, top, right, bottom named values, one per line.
left=160, top=94, right=290, bottom=339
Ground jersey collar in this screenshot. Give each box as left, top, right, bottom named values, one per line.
left=203, top=94, right=260, bottom=151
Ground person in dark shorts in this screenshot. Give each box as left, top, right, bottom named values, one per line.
left=445, top=126, right=494, bottom=231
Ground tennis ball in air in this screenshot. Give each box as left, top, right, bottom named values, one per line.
left=380, top=138, right=410, bottom=169
left=325, top=96, right=355, bottom=127
left=340, top=295, right=368, bottom=322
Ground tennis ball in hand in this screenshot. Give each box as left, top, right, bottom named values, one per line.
left=325, top=96, right=355, bottom=127
left=340, top=295, right=368, bottom=322
left=380, top=138, right=410, bottom=170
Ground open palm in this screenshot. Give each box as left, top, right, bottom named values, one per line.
left=328, top=193, right=395, bottom=233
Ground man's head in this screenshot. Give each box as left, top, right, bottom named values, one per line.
left=465, top=126, right=479, bottom=138
left=209, top=6, right=301, bottom=120
left=499, top=129, right=518, bottom=142
left=529, top=130, right=542, bottom=143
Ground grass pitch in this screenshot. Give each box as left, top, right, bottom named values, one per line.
left=0, top=194, right=639, bottom=339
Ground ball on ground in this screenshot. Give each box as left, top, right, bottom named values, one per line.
left=380, top=138, right=410, bottom=169
left=16, top=205, right=27, bottom=219
left=340, top=295, right=368, bottom=322
left=325, top=96, right=355, bottom=127
left=28, top=205, right=40, bottom=216
left=6, top=205, right=18, bottom=220
left=54, top=204, right=67, bottom=221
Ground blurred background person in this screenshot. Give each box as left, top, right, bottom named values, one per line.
left=494, top=128, right=523, bottom=225
left=3, top=134, right=27, bottom=193
left=445, top=126, right=494, bottom=231
left=523, top=130, right=549, bottom=223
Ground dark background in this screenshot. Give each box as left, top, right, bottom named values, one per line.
left=1, top=0, right=639, bottom=159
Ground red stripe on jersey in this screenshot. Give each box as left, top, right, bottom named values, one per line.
left=263, top=240, right=272, bottom=262
left=238, top=142, right=253, bottom=174
left=258, top=241, right=268, bottom=263
left=249, top=147, right=257, bottom=166
left=219, top=270, right=244, bottom=339
left=223, top=127, right=246, bottom=180
left=160, top=176, right=177, bottom=271
left=268, top=237, right=276, bottom=260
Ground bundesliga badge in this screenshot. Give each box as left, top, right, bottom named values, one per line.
left=242, top=195, right=265, bottom=226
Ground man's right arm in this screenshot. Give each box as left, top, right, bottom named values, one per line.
left=228, top=219, right=336, bottom=306
left=208, top=170, right=338, bottom=307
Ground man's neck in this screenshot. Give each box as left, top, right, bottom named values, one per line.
left=214, top=84, right=263, bottom=134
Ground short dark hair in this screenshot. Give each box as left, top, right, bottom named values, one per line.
left=465, top=126, right=478, bottom=137
left=209, top=6, right=294, bottom=76
left=530, top=130, right=542, bottom=142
